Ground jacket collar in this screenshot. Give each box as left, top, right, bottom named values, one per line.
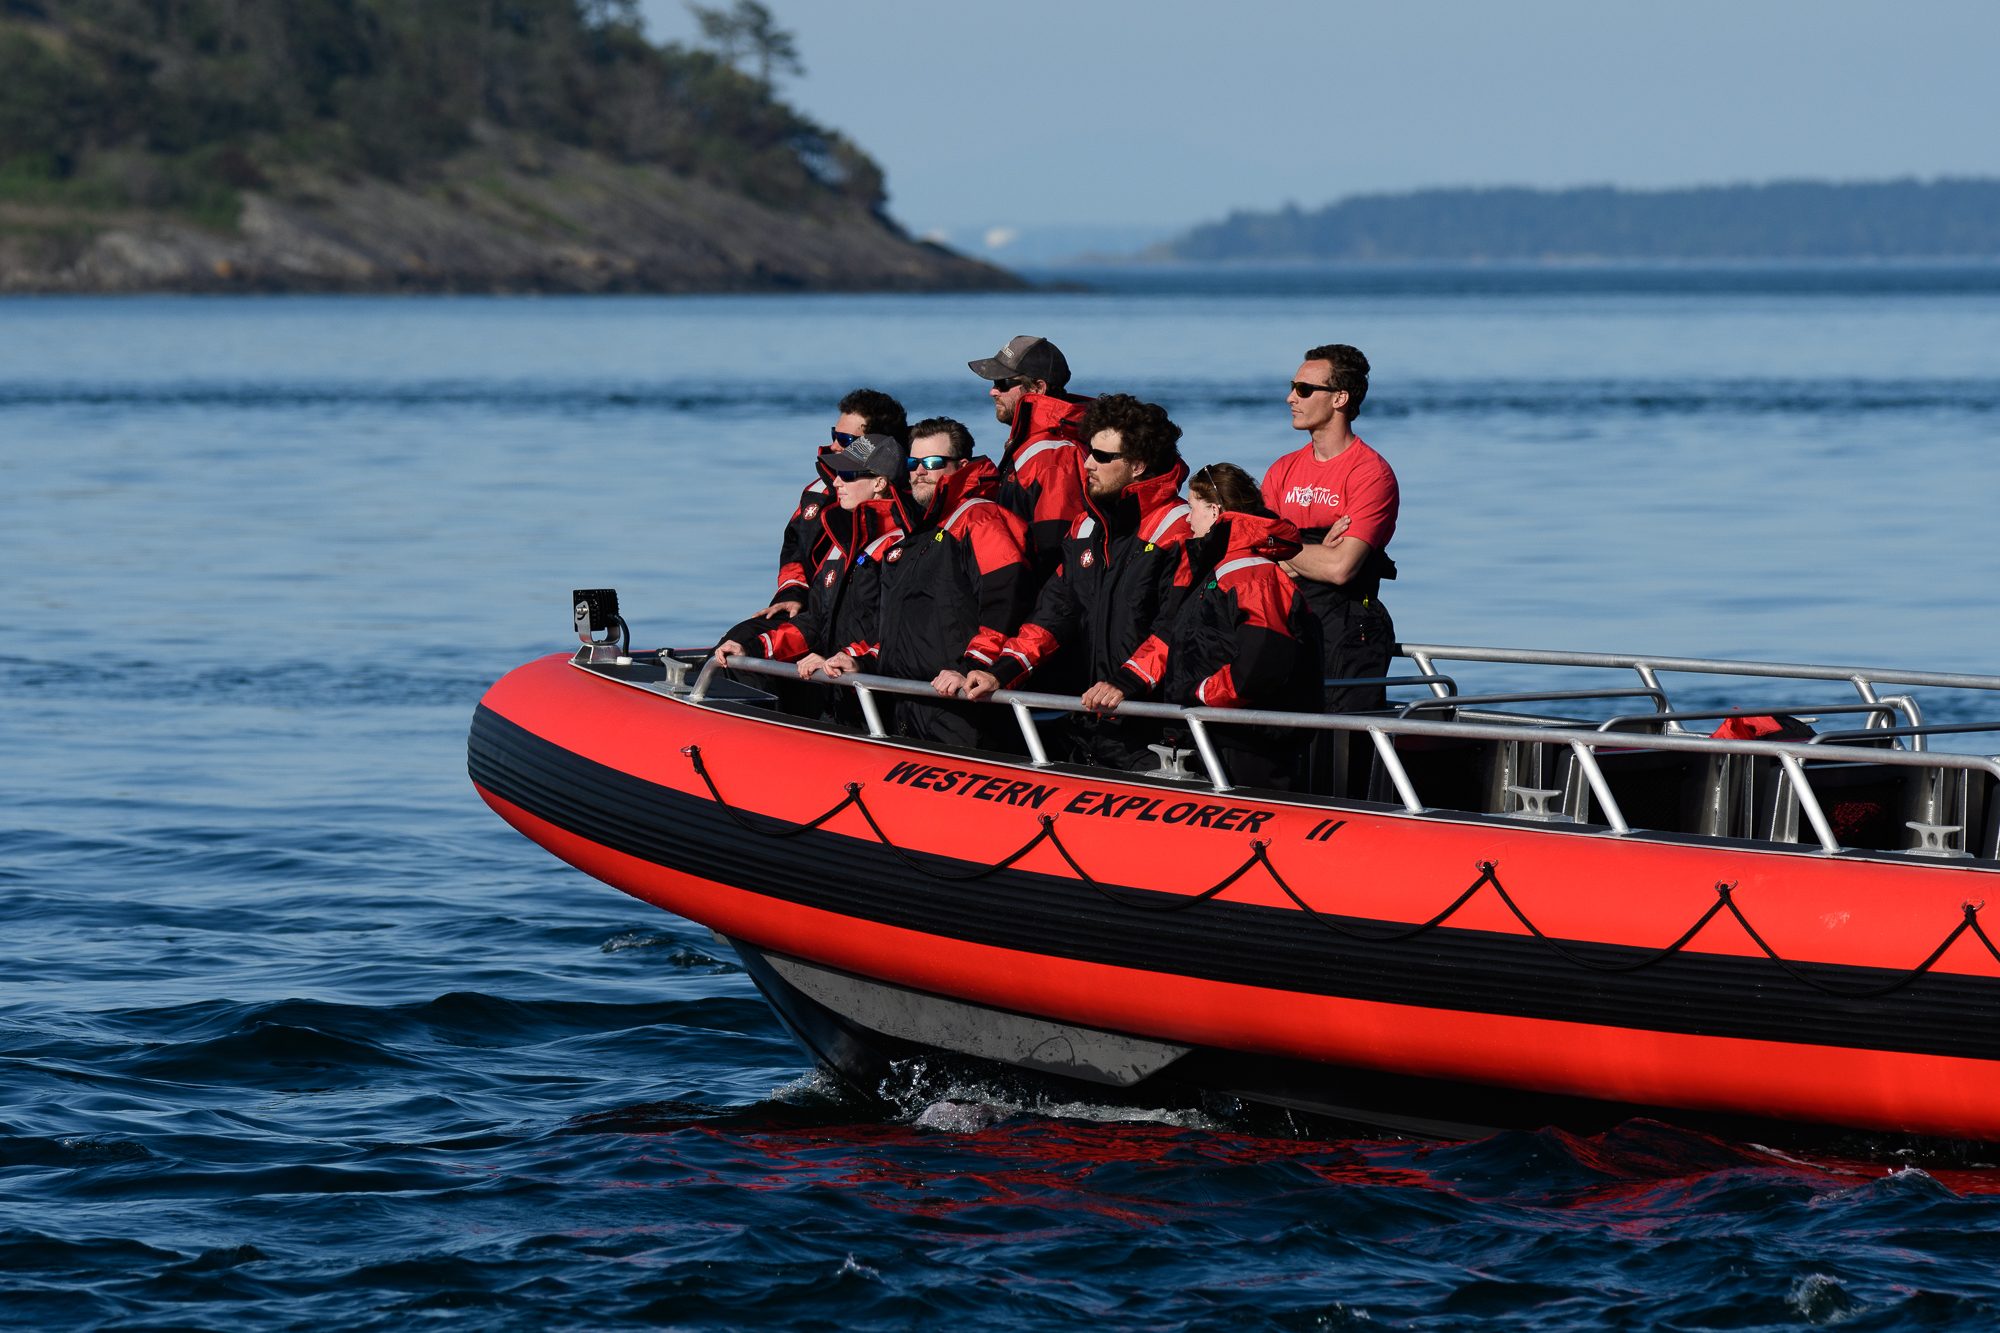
left=1002, top=391, right=1090, bottom=466
left=1215, top=510, right=1304, bottom=564
left=921, top=455, right=1001, bottom=527
left=1099, top=460, right=1190, bottom=540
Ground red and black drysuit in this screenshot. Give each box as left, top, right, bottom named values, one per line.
left=997, top=392, right=1092, bottom=586
left=772, top=450, right=843, bottom=606
left=1117, top=511, right=1323, bottom=791
left=986, top=462, right=1194, bottom=769
left=847, top=457, right=1032, bottom=750
left=722, top=493, right=908, bottom=726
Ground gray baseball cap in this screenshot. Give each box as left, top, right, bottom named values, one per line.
left=967, top=335, right=1070, bottom=389
left=830, top=432, right=907, bottom=479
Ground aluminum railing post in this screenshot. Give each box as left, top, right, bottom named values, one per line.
left=1778, top=753, right=1842, bottom=854
left=1567, top=741, right=1630, bottom=835
left=690, top=658, right=719, bottom=702
left=855, top=685, right=888, bottom=738
left=1634, top=665, right=1683, bottom=732
left=1369, top=728, right=1424, bottom=813
left=1186, top=719, right=1232, bottom=794
left=1012, top=702, right=1051, bottom=767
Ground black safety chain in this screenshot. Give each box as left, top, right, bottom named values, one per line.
left=681, top=745, right=2000, bottom=996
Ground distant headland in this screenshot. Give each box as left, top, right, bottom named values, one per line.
left=0, top=0, right=1018, bottom=294
left=1149, top=179, right=2000, bottom=264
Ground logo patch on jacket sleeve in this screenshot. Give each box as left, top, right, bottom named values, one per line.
left=802, top=504, right=820, bottom=520
left=1078, top=550, right=1094, bottom=568
left=823, top=567, right=838, bottom=586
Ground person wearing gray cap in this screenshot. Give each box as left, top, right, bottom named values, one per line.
left=714, top=433, right=912, bottom=724
left=966, top=335, right=1093, bottom=591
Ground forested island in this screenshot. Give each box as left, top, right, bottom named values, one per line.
left=0, top=0, right=1015, bottom=293
left=1156, top=180, right=2000, bottom=264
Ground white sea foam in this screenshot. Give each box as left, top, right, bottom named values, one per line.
left=885, top=1059, right=1222, bottom=1134
left=1787, top=1273, right=1860, bottom=1323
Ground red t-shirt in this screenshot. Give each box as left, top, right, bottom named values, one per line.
left=1259, top=438, right=1399, bottom=552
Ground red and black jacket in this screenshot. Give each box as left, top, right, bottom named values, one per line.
left=1119, top=511, right=1321, bottom=712
left=851, top=458, right=1032, bottom=680
left=773, top=450, right=842, bottom=602
left=997, top=392, right=1092, bottom=586
left=989, top=462, right=1193, bottom=690
left=727, top=495, right=906, bottom=663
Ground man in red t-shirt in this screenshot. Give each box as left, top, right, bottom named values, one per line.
left=1258, top=343, right=1399, bottom=712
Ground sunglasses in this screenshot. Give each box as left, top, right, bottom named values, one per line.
left=907, top=455, right=957, bottom=472
left=830, top=466, right=875, bottom=482
left=991, top=377, right=1028, bottom=392
left=1086, top=447, right=1124, bottom=464
left=1289, top=381, right=1342, bottom=398
left=830, top=428, right=861, bottom=445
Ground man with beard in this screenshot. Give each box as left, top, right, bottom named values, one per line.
left=967, top=335, right=1092, bottom=589
left=941, top=394, right=1193, bottom=770
left=818, top=417, right=1032, bottom=750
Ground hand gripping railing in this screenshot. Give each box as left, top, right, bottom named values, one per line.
left=670, top=650, right=2000, bottom=855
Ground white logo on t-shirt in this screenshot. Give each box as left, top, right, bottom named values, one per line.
left=1284, top=485, right=1342, bottom=510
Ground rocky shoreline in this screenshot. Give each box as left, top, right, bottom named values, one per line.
left=0, top=139, right=1019, bottom=296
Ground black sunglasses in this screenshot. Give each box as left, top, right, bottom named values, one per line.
left=1289, top=380, right=1342, bottom=398
left=830, top=466, right=873, bottom=482
left=991, top=377, right=1029, bottom=392
left=906, top=455, right=957, bottom=471
left=1086, top=447, right=1124, bottom=464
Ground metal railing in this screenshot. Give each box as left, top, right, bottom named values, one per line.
left=1398, top=642, right=2000, bottom=747
left=645, top=645, right=2000, bottom=859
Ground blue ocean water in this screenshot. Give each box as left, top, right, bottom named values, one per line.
left=6, top=268, right=2000, bottom=1327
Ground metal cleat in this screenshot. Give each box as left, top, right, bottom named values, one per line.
left=1906, top=821, right=1971, bottom=859
left=1505, top=784, right=1573, bottom=822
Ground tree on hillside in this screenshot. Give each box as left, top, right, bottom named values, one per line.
left=0, top=0, right=880, bottom=222
left=687, top=0, right=801, bottom=87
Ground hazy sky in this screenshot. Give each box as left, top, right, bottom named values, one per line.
left=639, top=1, right=2000, bottom=236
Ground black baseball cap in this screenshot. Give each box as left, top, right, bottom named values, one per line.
left=967, top=335, right=1070, bottom=390
left=829, top=432, right=908, bottom=479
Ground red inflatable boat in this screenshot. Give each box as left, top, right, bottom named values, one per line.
left=470, top=603, right=2000, bottom=1141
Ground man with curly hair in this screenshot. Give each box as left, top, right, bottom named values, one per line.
left=942, top=393, right=1194, bottom=769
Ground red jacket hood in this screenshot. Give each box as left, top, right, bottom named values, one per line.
left=1218, top=510, right=1304, bottom=564
left=851, top=493, right=906, bottom=551
left=1003, top=392, right=1090, bottom=460
left=811, top=445, right=841, bottom=488
left=1083, top=459, right=1192, bottom=541
left=1127, top=460, right=1192, bottom=540
left=922, top=455, right=1004, bottom=525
